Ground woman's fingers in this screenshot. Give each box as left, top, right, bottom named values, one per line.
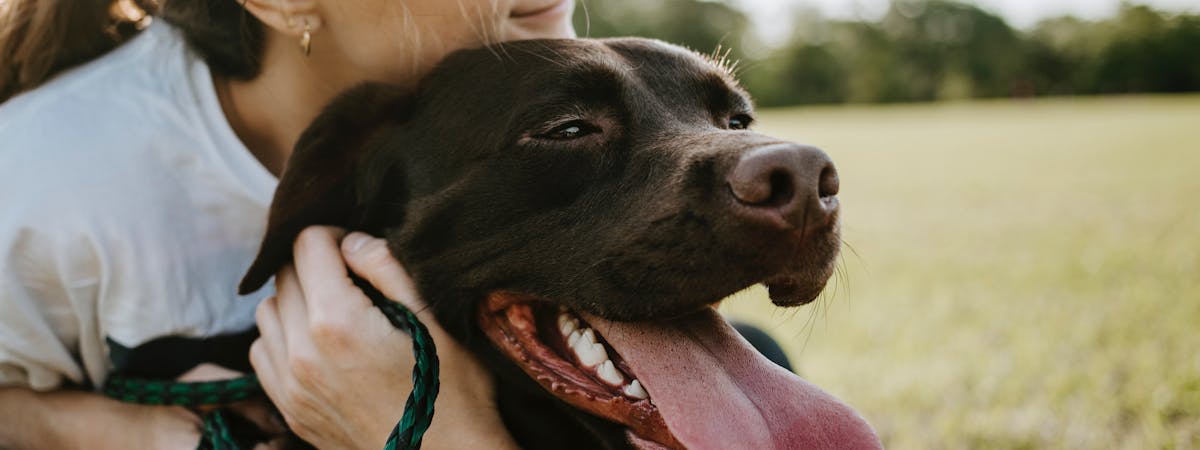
left=225, top=399, right=288, bottom=437
left=249, top=226, right=422, bottom=447
left=177, top=363, right=243, bottom=383
left=249, top=225, right=518, bottom=448
left=340, top=232, right=431, bottom=321
left=291, top=226, right=377, bottom=326
left=248, top=339, right=278, bottom=397
left=253, top=438, right=289, bottom=450
left=252, top=296, right=287, bottom=400
left=292, top=226, right=351, bottom=302
left=175, top=363, right=288, bottom=438
left=272, top=267, right=319, bottom=354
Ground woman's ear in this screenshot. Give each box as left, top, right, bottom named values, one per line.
left=241, top=0, right=322, bottom=37
left=239, top=83, right=412, bottom=294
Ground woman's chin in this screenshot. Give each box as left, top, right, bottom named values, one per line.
left=505, top=1, right=575, bottom=40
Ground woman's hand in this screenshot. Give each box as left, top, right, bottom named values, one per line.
left=250, top=226, right=516, bottom=450
left=128, top=403, right=205, bottom=450
left=0, top=387, right=202, bottom=450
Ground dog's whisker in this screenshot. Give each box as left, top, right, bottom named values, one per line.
left=833, top=254, right=851, bottom=303
left=559, top=254, right=619, bottom=292
left=703, top=40, right=743, bottom=81
left=840, top=238, right=867, bottom=274
left=821, top=283, right=833, bottom=324
left=839, top=253, right=854, bottom=307
left=796, top=297, right=820, bottom=354
left=729, top=59, right=766, bottom=82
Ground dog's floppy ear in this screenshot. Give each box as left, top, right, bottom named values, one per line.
left=239, top=83, right=412, bottom=294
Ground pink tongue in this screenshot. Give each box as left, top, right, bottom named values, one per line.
left=582, top=308, right=881, bottom=450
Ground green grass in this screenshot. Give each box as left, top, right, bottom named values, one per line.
left=720, top=95, right=1200, bottom=449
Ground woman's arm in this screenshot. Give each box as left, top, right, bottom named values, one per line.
left=251, top=227, right=518, bottom=450
left=0, top=387, right=201, bottom=450
left=0, top=224, right=207, bottom=449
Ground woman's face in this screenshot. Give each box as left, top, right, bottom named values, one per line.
left=318, top=0, right=576, bottom=85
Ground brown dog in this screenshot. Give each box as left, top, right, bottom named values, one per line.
left=240, top=38, right=880, bottom=450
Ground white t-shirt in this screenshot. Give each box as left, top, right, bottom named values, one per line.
left=0, top=22, right=276, bottom=390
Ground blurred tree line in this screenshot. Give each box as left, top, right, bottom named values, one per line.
left=573, top=0, right=1200, bottom=105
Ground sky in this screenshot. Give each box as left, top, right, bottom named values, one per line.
left=735, top=0, right=1200, bottom=43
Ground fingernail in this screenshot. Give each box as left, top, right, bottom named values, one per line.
left=344, top=232, right=371, bottom=254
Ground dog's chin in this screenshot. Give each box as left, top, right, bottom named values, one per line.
left=477, top=288, right=881, bottom=450
left=763, top=228, right=841, bottom=307
left=762, top=264, right=835, bottom=307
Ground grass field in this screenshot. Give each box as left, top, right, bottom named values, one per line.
left=720, top=95, right=1200, bottom=449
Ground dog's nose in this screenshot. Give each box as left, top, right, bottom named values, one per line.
left=727, top=143, right=839, bottom=232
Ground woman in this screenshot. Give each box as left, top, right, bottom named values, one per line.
left=0, top=0, right=574, bottom=447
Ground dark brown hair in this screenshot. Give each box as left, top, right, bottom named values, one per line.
left=0, top=0, right=264, bottom=104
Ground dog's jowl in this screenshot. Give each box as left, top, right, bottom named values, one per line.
left=240, top=38, right=881, bottom=450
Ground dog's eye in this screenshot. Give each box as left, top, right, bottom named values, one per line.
left=728, top=114, right=753, bottom=130
left=539, top=120, right=600, bottom=140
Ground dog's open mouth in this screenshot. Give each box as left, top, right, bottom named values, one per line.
left=479, top=291, right=882, bottom=450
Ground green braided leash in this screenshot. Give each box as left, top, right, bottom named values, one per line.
left=354, top=275, right=440, bottom=450
left=102, top=281, right=439, bottom=450
left=103, top=374, right=261, bottom=406
left=198, top=409, right=240, bottom=450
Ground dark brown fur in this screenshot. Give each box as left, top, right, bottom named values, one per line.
left=241, top=38, right=840, bottom=449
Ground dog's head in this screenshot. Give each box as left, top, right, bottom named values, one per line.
left=241, top=38, right=879, bottom=450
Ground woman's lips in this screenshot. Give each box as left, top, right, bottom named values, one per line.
left=511, top=0, right=571, bottom=20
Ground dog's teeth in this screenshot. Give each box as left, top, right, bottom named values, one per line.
left=570, top=329, right=606, bottom=367
left=560, top=320, right=577, bottom=336
left=575, top=342, right=607, bottom=368
left=623, top=380, right=649, bottom=400
left=567, top=330, right=583, bottom=347
left=597, top=360, right=626, bottom=386
left=558, top=314, right=578, bottom=336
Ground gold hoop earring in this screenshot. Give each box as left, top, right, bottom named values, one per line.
left=299, top=21, right=312, bottom=56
